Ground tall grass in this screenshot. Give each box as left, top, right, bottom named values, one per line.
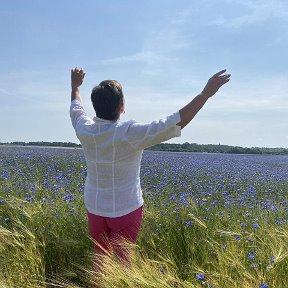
left=1, top=147, right=288, bottom=287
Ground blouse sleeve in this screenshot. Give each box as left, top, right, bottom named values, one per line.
left=70, top=100, right=91, bottom=131
left=125, top=111, right=181, bottom=150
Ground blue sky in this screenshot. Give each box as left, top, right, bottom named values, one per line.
left=0, top=0, right=287, bottom=147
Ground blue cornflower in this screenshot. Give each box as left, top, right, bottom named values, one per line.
left=195, top=273, right=205, bottom=281
left=270, top=257, right=275, bottom=263
left=185, top=221, right=192, bottom=227
left=4, top=217, right=10, bottom=222
left=234, top=235, right=241, bottom=240
left=259, top=283, right=268, bottom=288
left=248, top=253, right=255, bottom=260
left=252, top=223, right=259, bottom=228
left=272, top=206, right=278, bottom=211
left=63, top=194, right=75, bottom=201
left=25, top=195, right=36, bottom=201
left=159, top=268, right=164, bottom=273
left=171, top=194, right=176, bottom=200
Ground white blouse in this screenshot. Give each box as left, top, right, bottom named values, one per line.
left=70, top=99, right=181, bottom=217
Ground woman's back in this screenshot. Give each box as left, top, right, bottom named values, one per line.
left=70, top=99, right=181, bottom=217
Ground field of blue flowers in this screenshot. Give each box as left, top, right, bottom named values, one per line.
left=1, top=146, right=288, bottom=287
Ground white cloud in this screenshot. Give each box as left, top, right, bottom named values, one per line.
left=100, top=51, right=177, bottom=67
left=209, top=74, right=288, bottom=112
left=213, top=0, right=288, bottom=29
left=100, top=8, right=194, bottom=70
left=0, top=87, right=9, bottom=95
left=0, top=69, right=70, bottom=113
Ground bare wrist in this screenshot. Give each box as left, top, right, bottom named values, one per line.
left=199, top=92, right=210, bottom=100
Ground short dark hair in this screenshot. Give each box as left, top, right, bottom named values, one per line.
left=91, top=80, right=124, bottom=121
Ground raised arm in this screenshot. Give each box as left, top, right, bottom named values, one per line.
left=71, top=67, right=85, bottom=102
left=177, top=69, right=231, bottom=129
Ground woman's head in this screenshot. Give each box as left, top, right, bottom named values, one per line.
left=91, top=80, right=124, bottom=121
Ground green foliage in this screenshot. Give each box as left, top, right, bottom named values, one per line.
left=1, top=141, right=287, bottom=154
left=148, top=142, right=288, bottom=155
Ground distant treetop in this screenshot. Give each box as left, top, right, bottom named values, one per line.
left=0, top=141, right=287, bottom=155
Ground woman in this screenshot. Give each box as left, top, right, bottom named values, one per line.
left=70, top=67, right=230, bottom=260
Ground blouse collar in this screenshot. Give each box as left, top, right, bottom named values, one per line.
left=93, top=116, right=118, bottom=124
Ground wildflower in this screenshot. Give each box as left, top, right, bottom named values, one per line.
left=159, top=268, right=164, bottom=273
left=4, top=217, right=10, bottom=222
left=252, top=223, right=259, bottom=228
left=248, top=253, right=255, bottom=260
left=195, top=273, right=205, bottom=281
left=234, top=235, right=241, bottom=240
left=185, top=221, right=192, bottom=227
left=63, top=194, right=75, bottom=201
left=272, top=206, right=278, bottom=211
left=259, top=283, right=268, bottom=288
left=25, top=195, right=36, bottom=201
left=270, top=257, right=275, bottom=263
left=251, top=263, right=257, bottom=268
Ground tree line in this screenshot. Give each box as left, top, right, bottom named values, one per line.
left=0, top=141, right=81, bottom=148
left=146, top=142, right=288, bottom=155
left=0, top=141, right=287, bottom=155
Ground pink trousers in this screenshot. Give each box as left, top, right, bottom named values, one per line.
left=87, top=206, right=143, bottom=260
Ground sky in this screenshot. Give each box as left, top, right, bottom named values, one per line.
left=0, top=0, right=287, bottom=148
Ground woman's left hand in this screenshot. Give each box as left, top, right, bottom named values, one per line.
left=71, top=67, right=85, bottom=89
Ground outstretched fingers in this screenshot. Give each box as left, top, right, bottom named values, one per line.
left=201, top=69, right=231, bottom=98
left=212, top=70, right=231, bottom=87
left=219, top=73, right=231, bottom=84
left=212, top=69, right=227, bottom=78
left=71, top=67, right=85, bottom=79
left=71, top=67, right=85, bottom=89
